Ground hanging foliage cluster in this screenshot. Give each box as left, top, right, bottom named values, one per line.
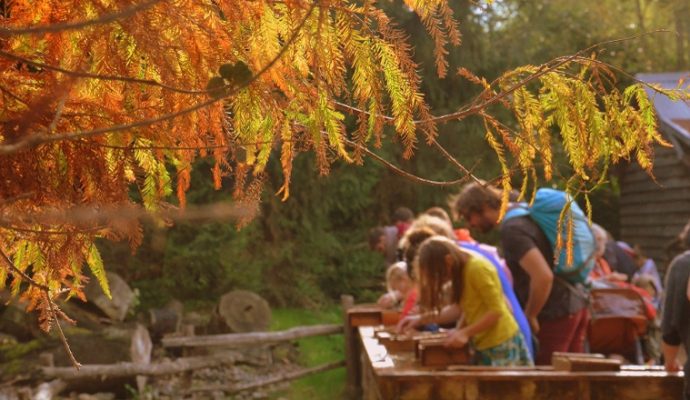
left=0, top=0, right=684, bottom=340
left=0, top=0, right=460, bottom=333
left=458, top=59, right=688, bottom=219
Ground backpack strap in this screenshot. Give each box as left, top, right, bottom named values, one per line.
left=502, top=203, right=530, bottom=223
left=504, top=201, right=594, bottom=297
left=554, top=275, right=590, bottom=302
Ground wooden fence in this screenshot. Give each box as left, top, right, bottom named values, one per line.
left=38, top=322, right=346, bottom=398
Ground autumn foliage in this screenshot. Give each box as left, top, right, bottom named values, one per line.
left=0, top=0, right=684, bottom=340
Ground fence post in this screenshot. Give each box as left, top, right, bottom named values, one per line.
left=341, top=294, right=360, bottom=399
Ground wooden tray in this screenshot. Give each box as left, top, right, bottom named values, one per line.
left=417, top=338, right=472, bottom=367
left=348, top=307, right=400, bottom=327
left=551, top=352, right=621, bottom=372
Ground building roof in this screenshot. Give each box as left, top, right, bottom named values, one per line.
left=636, top=72, right=690, bottom=147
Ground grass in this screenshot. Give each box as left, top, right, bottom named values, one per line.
left=269, top=306, right=346, bottom=400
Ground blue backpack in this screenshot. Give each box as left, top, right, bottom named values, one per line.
left=503, top=188, right=596, bottom=285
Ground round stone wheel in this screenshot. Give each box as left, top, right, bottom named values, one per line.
left=217, top=290, right=271, bottom=333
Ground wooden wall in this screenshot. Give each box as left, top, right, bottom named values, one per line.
left=619, top=125, right=690, bottom=273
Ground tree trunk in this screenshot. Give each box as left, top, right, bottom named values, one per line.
left=51, top=324, right=151, bottom=366
left=41, top=352, right=241, bottom=380
left=147, top=306, right=182, bottom=339
left=216, top=290, right=271, bottom=333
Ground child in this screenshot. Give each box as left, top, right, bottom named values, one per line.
left=401, top=224, right=532, bottom=359
left=377, top=261, right=419, bottom=318
left=398, top=236, right=533, bottom=366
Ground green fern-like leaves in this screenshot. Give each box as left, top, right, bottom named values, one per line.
left=86, top=244, right=111, bottom=299
left=483, top=58, right=680, bottom=205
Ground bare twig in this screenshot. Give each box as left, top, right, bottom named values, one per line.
left=0, top=83, right=30, bottom=105
left=0, top=248, right=80, bottom=368
left=47, top=94, right=68, bottom=134
left=428, top=138, right=481, bottom=184
left=0, top=247, right=48, bottom=291
left=341, top=137, right=471, bottom=187
left=45, top=292, right=81, bottom=369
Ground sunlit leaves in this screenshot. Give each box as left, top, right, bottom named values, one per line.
left=0, top=0, right=681, bottom=331
left=480, top=58, right=679, bottom=205
left=86, top=244, right=111, bottom=299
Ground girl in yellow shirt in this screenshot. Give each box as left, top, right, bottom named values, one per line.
left=402, top=236, right=533, bottom=366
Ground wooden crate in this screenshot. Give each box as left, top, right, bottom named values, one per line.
left=378, top=332, right=417, bottom=352
left=417, top=338, right=472, bottom=367
left=374, top=327, right=449, bottom=355
left=348, top=307, right=400, bottom=327
left=552, top=352, right=621, bottom=372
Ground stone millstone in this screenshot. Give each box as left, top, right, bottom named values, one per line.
left=217, top=290, right=271, bottom=333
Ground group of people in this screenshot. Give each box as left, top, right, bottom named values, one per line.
left=369, top=182, right=690, bottom=399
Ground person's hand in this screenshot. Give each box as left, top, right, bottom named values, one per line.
left=607, top=272, right=628, bottom=282
left=396, top=314, right=422, bottom=334
left=377, top=293, right=396, bottom=308
left=443, top=329, right=469, bottom=348
left=665, top=358, right=681, bottom=372
left=528, top=315, right=540, bottom=334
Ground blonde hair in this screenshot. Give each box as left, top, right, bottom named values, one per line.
left=385, top=261, right=409, bottom=293
left=424, top=207, right=452, bottom=225
left=399, top=214, right=454, bottom=252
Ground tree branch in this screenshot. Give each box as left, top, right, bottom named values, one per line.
left=0, top=2, right=318, bottom=156
left=45, top=292, right=81, bottom=369
left=0, top=49, right=208, bottom=95
left=341, top=137, right=472, bottom=187
left=0, top=247, right=49, bottom=291
left=429, top=138, right=481, bottom=183
left=0, top=0, right=162, bottom=36
left=0, top=247, right=80, bottom=368
left=89, top=137, right=309, bottom=151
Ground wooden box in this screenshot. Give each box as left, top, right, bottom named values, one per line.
left=552, top=352, right=621, bottom=372
left=417, top=338, right=472, bottom=367
left=348, top=309, right=382, bottom=327
left=348, top=307, right=400, bottom=327
left=381, top=310, right=401, bottom=326
left=377, top=331, right=417, bottom=353
left=412, top=333, right=452, bottom=359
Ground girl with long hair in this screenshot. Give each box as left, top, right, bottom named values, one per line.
left=399, top=236, right=533, bottom=366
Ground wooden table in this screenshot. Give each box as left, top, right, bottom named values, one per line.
left=358, top=326, right=686, bottom=400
